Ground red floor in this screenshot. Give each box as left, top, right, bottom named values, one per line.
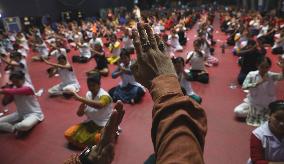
left=1, top=15, right=284, bottom=164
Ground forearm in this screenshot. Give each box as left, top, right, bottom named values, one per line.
left=150, top=75, right=207, bottom=164
left=76, top=96, right=104, bottom=109
left=44, top=61, right=71, bottom=69
left=111, top=69, right=121, bottom=78
left=2, top=87, right=34, bottom=95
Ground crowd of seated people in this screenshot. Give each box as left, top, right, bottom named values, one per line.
left=0, top=4, right=283, bottom=164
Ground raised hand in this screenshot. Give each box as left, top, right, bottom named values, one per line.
left=87, top=101, right=124, bottom=164
left=130, top=23, right=176, bottom=89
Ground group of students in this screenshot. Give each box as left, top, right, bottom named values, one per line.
left=220, top=7, right=284, bottom=163
left=0, top=4, right=284, bottom=164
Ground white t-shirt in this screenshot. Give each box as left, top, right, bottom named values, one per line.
left=118, top=62, right=145, bottom=90
left=79, top=43, right=92, bottom=58
left=84, top=88, right=113, bottom=126
left=248, top=122, right=284, bottom=163
left=50, top=48, right=67, bottom=58
left=187, top=51, right=206, bottom=71
left=89, top=38, right=104, bottom=47
left=14, top=82, right=44, bottom=121
left=37, top=43, right=49, bottom=58
left=243, top=71, right=284, bottom=109
left=58, top=67, right=79, bottom=86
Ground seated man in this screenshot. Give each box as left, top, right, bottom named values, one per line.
left=64, top=73, right=114, bottom=149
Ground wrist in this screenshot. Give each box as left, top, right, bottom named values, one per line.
left=150, top=74, right=183, bottom=103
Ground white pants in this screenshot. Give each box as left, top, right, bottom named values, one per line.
left=234, top=102, right=250, bottom=118
left=48, top=83, right=80, bottom=96
left=0, top=113, right=40, bottom=133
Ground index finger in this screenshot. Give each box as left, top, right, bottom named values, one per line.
left=145, top=24, right=158, bottom=50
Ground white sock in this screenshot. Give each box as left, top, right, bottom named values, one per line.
left=0, top=123, right=15, bottom=133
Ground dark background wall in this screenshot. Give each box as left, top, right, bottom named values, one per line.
left=0, top=0, right=279, bottom=20
left=0, top=0, right=132, bottom=19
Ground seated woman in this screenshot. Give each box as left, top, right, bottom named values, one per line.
left=31, top=36, right=50, bottom=61
left=109, top=49, right=145, bottom=104
left=173, top=57, right=202, bottom=104
left=186, top=40, right=209, bottom=84
left=0, top=51, right=32, bottom=84
left=234, top=57, right=284, bottom=126
left=87, top=41, right=109, bottom=77
left=0, top=70, right=44, bottom=135
left=198, top=36, right=219, bottom=67
left=122, top=28, right=135, bottom=54
left=64, top=73, right=113, bottom=149
left=42, top=55, right=80, bottom=97
left=169, top=30, right=183, bottom=52
left=248, top=100, right=284, bottom=164
left=107, top=34, right=121, bottom=64
left=72, top=40, right=92, bottom=63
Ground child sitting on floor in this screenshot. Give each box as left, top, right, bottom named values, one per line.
left=248, top=100, right=284, bottom=163
left=173, top=57, right=202, bottom=104
left=42, top=55, right=80, bottom=97
left=0, top=51, right=32, bottom=84
left=109, top=49, right=145, bottom=104
left=0, top=70, right=44, bottom=135
left=87, top=41, right=109, bottom=77
left=31, top=36, right=50, bottom=61
left=72, top=39, right=92, bottom=63
left=107, top=34, right=121, bottom=64
left=64, top=73, right=113, bottom=149
left=234, top=57, right=284, bottom=126
left=186, top=39, right=209, bottom=84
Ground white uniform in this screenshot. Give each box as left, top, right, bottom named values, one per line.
left=248, top=122, right=284, bottom=163
left=0, top=82, right=44, bottom=133
left=36, top=43, right=49, bottom=58
left=50, top=48, right=67, bottom=58
left=187, top=51, right=206, bottom=71
left=118, top=62, right=145, bottom=90
left=257, top=25, right=269, bottom=38
left=79, top=43, right=92, bottom=59
left=169, top=34, right=183, bottom=52
left=17, top=48, right=29, bottom=58
left=89, top=38, right=103, bottom=47
left=84, top=89, right=112, bottom=126
left=48, top=67, right=80, bottom=95
left=19, top=37, right=30, bottom=51
left=234, top=71, right=284, bottom=125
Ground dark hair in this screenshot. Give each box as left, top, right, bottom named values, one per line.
left=57, top=54, right=67, bottom=61
left=120, top=48, right=130, bottom=58
left=9, top=70, right=25, bottom=81
left=172, top=57, right=185, bottom=66
left=10, top=51, right=22, bottom=59
left=269, top=100, right=284, bottom=115
left=87, top=72, right=101, bottom=85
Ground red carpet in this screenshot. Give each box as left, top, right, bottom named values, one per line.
left=1, top=15, right=284, bottom=164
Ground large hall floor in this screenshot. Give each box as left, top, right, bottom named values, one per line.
left=1, top=15, right=284, bottom=164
